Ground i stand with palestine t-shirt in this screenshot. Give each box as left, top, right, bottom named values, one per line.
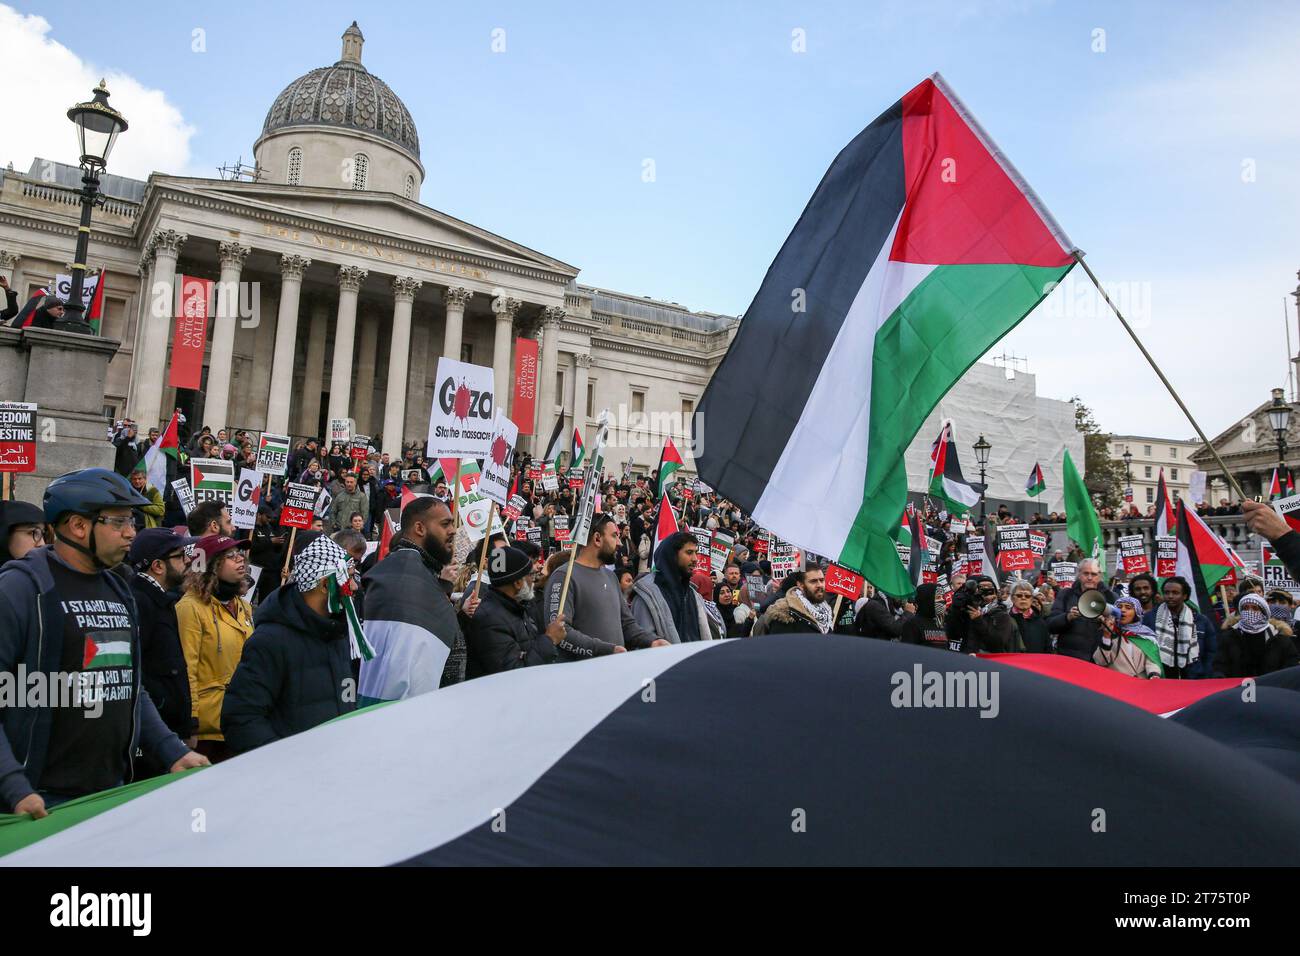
left=40, top=560, right=136, bottom=795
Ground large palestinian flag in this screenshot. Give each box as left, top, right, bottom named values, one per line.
left=928, top=421, right=982, bottom=514
left=6, top=638, right=1299, bottom=866
left=693, top=73, right=1074, bottom=595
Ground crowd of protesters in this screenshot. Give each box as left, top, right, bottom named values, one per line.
left=1, top=412, right=1299, bottom=817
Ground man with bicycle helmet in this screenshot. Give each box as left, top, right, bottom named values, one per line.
left=0, top=468, right=208, bottom=818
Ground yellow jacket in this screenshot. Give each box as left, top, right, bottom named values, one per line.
left=176, top=589, right=255, bottom=740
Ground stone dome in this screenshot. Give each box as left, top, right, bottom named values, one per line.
left=258, top=22, right=420, bottom=163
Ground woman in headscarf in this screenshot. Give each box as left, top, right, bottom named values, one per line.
left=1095, top=595, right=1163, bottom=678
left=1213, top=592, right=1300, bottom=678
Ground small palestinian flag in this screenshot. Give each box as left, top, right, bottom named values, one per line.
left=571, top=427, right=585, bottom=469
left=890, top=504, right=925, bottom=587
left=541, top=417, right=565, bottom=464
left=1175, top=501, right=1233, bottom=614
left=649, top=491, right=680, bottom=572
left=1153, top=468, right=1175, bottom=538
left=1025, top=462, right=1046, bottom=498
left=143, top=410, right=181, bottom=494
left=86, top=269, right=107, bottom=335
left=655, top=436, right=684, bottom=496
left=1288, top=470, right=1296, bottom=495
left=190, top=457, right=234, bottom=499
left=692, top=73, right=1073, bottom=596
left=928, top=421, right=983, bottom=515
left=83, top=633, right=131, bottom=670
left=1268, top=468, right=1283, bottom=501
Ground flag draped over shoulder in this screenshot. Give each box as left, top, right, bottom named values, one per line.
left=1062, top=450, right=1103, bottom=573
left=691, top=72, right=1074, bottom=596
left=928, top=421, right=982, bottom=514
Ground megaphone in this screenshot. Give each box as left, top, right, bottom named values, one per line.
left=1076, top=589, right=1110, bottom=619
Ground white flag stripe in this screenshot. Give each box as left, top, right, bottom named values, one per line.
left=5, top=642, right=723, bottom=867
left=754, top=211, right=933, bottom=557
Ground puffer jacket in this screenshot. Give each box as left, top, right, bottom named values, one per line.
left=220, top=585, right=355, bottom=754
left=466, top=585, right=558, bottom=678
left=176, top=589, right=255, bottom=741
left=1213, top=620, right=1300, bottom=678
left=753, top=590, right=826, bottom=636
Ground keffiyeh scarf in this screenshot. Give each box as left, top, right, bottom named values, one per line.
left=1154, top=601, right=1198, bottom=669
left=792, top=588, right=833, bottom=634
left=291, top=535, right=373, bottom=661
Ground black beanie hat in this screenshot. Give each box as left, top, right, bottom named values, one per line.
left=490, top=546, right=533, bottom=587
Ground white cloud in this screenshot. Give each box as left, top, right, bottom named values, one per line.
left=0, top=4, right=194, bottom=180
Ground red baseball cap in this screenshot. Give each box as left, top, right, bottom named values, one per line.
left=195, top=534, right=252, bottom=561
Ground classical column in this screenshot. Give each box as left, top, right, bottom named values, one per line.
left=492, top=295, right=521, bottom=414
left=131, top=229, right=186, bottom=429
left=383, top=276, right=422, bottom=459
left=246, top=283, right=278, bottom=430
left=203, top=241, right=251, bottom=433
left=441, top=286, right=473, bottom=361
left=572, top=352, right=592, bottom=430
left=328, top=265, right=367, bottom=423
left=265, top=254, right=311, bottom=434
left=353, top=310, right=379, bottom=434
left=533, top=306, right=565, bottom=447
left=124, top=246, right=155, bottom=422
left=0, top=249, right=18, bottom=286
left=298, top=300, right=329, bottom=437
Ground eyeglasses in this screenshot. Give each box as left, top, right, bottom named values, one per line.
left=15, top=527, right=44, bottom=543
left=94, top=515, right=135, bottom=531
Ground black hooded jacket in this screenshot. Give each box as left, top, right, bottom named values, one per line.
left=653, top=533, right=700, bottom=643
left=466, top=585, right=557, bottom=678
left=0, top=500, right=45, bottom=563
left=220, top=584, right=356, bottom=755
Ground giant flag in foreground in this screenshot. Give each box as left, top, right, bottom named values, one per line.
left=4, top=638, right=1299, bottom=866
left=693, top=73, right=1074, bottom=595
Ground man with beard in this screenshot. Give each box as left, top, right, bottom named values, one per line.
left=128, top=528, right=202, bottom=772
left=1128, top=572, right=1159, bottom=616
left=466, top=546, right=566, bottom=677
left=359, top=497, right=467, bottom=702
left=222, top=535, right=359, bottom=753
left=753, top=566, right=834, bottom=635
left=629, top=531, right=715, bottom=643
left=544, top=514, right=667, bottom=658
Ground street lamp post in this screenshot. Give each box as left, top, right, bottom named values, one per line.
left=1269, top=387, right=1291, bottom=484
left=62, top=80, right=128, bottom=331
left=1122, top=446, right=1134, bottom=505
left=972, top=434, right=991, bottom=524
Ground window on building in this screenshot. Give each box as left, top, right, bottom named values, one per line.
left=351, top=153, right=369, bottom=190
left=556, top=372, right=564, bottom=407
left=1171, top=447, right=1177, bottom=458
left=632, top=390, right=645, bottom=414
left=460, top=343, right=473, bottom=364
left=682, top=398, right=694, bottom=422
left=1143, top=444, right=1152, bottom=456
left=1171, top=468, right=1179, bottom=481
left=586, top=382, right=594, bottom=419
left=287, top=147, right=302, bottom=186
left=404, top=174, right=415, bottom=199
left=1144, top=466, right=1152, bottom=478
left=1146, top=487, right=1154, bottom=503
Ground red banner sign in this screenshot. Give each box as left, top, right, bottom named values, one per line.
left=280, top=482, right=320, bottom=529
left=510, top=336, right=538, bottom=435
left=167, top=275, right=212, bottom=390
left=825, top=563, right=865, bottom=599
left=0, top=402, right=37, bottom=473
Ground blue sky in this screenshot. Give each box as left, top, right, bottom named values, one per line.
left=5, top=0, right=1299, bottom=439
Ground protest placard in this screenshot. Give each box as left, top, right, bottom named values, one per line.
left=349, top=435, right=370, bottom=464
left=995, top=524, right=1033, bottom=572
left=1262, top=545, right=1300, bottom=599
left=231, top=468, right=263, bottom=530
left=825, top=563, right=864, bottom=600
left=1050, top=561, right=1077, bottom=585
left=256, top=432, right=290, bottom=476
left=171, top=478, right=195, bottom=516
left=1155, top=535, right=1177, bottom=579
left=427, top=358, right=496, bottom=458
left=1118, top=534, right=1150, bottom=575
left=328, top=418, right=353, bottom=445
left=552, top=514, right=570, bottom=542
left=280, top=483, right=320, bottom=529
left=709, top=530, right=735, bottom=574
left=503, top=493, right=527, bottom=524
left=479, top=412, right=518, bottom=507
left=189, top=458, right=234, bottom=507
left=0, top=402, right=37, bottom=473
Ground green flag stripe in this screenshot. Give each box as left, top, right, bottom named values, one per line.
left=840, top=262, right=1071, bottom=590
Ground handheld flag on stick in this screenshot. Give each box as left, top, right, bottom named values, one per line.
left=142, top=410, right=181, bottom=494
left=1153, top=468, right=1175, bottom=538
left=1269, top=468, right=1283, bottom=501
left=1174, top=500, right=1233, bottom=615
left=571, top=427, right=586, bottom=470
left=1025, top=462, right=1046, bottom=498
left=928, top=421, right=983, bottom=515
left=541, top=416, right=565, bottom=464
left=691, top=73, right=1074, bottom=596
left=655, top=436, right=684, bottom=497
left=86, top=269, right=107, bottom=335
left=1062, top=450, right=1104, bottom=573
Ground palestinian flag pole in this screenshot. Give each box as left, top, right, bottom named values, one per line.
left=571, top=427, right=586, bottom=470
left=1062, top=450, right=1104, bottom=573
left=1153, top=468, right=1175, bottom=538
left=692, top=74, right=1076, bottom=596
left=142, top=410, right=181, bottom=494
left=928, top=421, right=983, bottom=515
left=648, top=489, right=681, bottom=573
left=1174, top=500, right=1233, bottom=616
left=1025, top=462, right=1046, bottom=498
